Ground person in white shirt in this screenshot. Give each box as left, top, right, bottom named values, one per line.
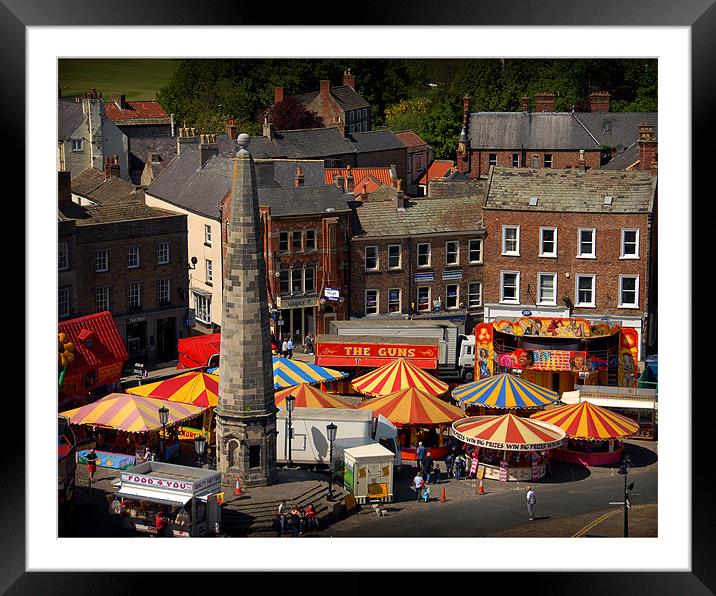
left=526, top=486, right=537, bottom=521
left=281, top=339, right=288, bottom=358
left=286, top=338, right=294, bottom=359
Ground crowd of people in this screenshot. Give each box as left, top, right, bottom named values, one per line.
left=276, top=500, right=319, bottom=536
left=272, top=333, right=315, bottom=359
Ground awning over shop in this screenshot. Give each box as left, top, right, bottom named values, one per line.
left=115, top=486, right=192, bottom=506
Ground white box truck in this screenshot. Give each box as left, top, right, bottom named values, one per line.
left=332, top=438, right=395, bottom=504
left=276, top=407, right=400, bottom=468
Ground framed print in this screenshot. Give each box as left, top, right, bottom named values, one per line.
left=7, top=0, right=711, bottom=592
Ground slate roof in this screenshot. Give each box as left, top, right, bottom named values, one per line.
left=59, top=201, right=178, bottom=225
left=128, top=136, right=178, bottom=168
left=395, top=130, right=429, bottom=149
left=602, top=144, right=641, bottom=170
left=270, top=160, right=325, bottom=188
left=295, top=85, right=369, bottom=111
left=58, top=100, right=85, bottom=141
left=348, top=129, right=404, bottom=153
left=353, top=196, right=484, bottom=238
left=71, top=169, right=145, bottom=205
left=258, top=185, right=352, bottom=218
left=71, top=168, right=106, bottom=196
left=274, top=128, right=355, bottom=158
left=484, top=167, right=656, bottom=213
left=104, top=100, right=170, bottom=123
left=574, top=112, right=657, bottom=151
left=468, top=112, right=598, bottom=150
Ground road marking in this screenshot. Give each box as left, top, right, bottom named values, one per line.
left=571, top=504, right=650, bottom=537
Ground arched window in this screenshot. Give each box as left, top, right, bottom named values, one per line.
left=227, top=439, right=239, bottom=467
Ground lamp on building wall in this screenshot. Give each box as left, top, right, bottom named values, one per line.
left=187, top=256, right=198, bottom=270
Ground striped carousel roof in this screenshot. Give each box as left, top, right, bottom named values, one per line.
left=59, top=393, right=205, bottom=433
left=354, top=388, right=464, bottom=426
left=350, top=358, right=449, bottom=397
left=126, top=371, right=219, bottom=408
left=530, top=401, right=640, bottom=440
left=452, top=373, right=559, bottom=409
left=274, top=383, right=353, bottom=409
left=209, top=357, right=348, bottom=389
left=452, top=414, right=566, bottom=451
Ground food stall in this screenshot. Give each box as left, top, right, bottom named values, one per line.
left=354, top=387, right=464, bottom=461
left=110, top=461, right=222, bottom=537
left=332, top=438, right=395, bottom=505
left=451, top=414, right=566, bottom=481
left=530, top=401, right=640, bottom=466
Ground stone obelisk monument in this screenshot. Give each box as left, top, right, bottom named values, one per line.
left=215, top=133, right=277, bottom=487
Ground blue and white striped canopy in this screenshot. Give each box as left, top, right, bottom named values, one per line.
left=209, top=357, right=348, bottom=390
left=452, top=373, right=559, bottom=409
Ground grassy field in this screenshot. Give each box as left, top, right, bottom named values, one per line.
left=58, top=59, right=181, bottom=101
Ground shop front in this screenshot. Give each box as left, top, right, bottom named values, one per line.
left=117, top=307, right=188, bottom=366
left=110, top=461, right=222, bottom=537
left=276, top=295, right=318, bottom=344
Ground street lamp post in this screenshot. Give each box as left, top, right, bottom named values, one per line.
left=326, top=423, right=338, bottom=500
left=618, top=453, right=633, bottom=537
left=158, top=406, right=169, bottom=462
left=286, top=395, right=295, bottom=468
left=194, top=435, right=207, bottom=468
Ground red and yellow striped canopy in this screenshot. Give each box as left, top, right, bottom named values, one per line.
left=452, top=414, right=566, bottom=451
left=60, top=393, right=205, bottom=433
left=354, top=388, right=464, bottom=426
left=126, top=371, right=219, bottom=408
left=274, top=383, right=353, bottom=409
left=351, top=358, right=449, bottom=397
left=530, top=401, right=639, bottom=440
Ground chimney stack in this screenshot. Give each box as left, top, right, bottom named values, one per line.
left=198, top=133, right=219, bottom=169
left=462, top=95, right=471, bottom=128
left=535, top=92, right=557, bottom=112
left=113, top=94, right=126, bottom=109
left=343, top=68, right=355, bottom=90
left=638, top=123, right=658, bottom=174
left=393, top=180, right=405, bottom=210
left=58, top=171, right=72, bottom=208
left=390, top=164, right=398, bottom=187
left=274, top=86, right=284, bottom=104
left=360, top=183, right=368, bottom=201
left=176, top=123, right=197, bottom=155
left=320, top=80, right=331, bottom=98
left=578, top=149, right=587, bottom=170
left=104, top=155, right=120, bottom=179
left=345, top=164, right=354, bottom=193
left=334, top=174, right=345, bottom=191
left=589, top=91, right=611, bottom=113
left=294, top=167, right=305, bottom=188
left=521, top=96, right=530, bottom=112
left=263, top=116, right=274, bottom=140
left=226, top=117, right=238, bottom=141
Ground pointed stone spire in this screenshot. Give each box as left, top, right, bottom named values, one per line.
left=215, top=132, right=277, bottom=488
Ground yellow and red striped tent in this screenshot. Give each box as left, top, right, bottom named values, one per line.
left=530, top=401, right=639, bottom=440
left=274, top=383, right=353, bottom=409
left=126, top=371, right=219, bottom=408
left=354, top=388, right=463, bottom=426
left=350, top=358, right=449, bottom=397
left=60, top=393, right=205, bottom=433
left=452, top=413, right=566, bottom=451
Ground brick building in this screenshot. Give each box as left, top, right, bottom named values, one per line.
left=58, top=174, right=189, bottom=364
left=456, top=92, right=657, bottom=178
left=395, top=130, right=432, bottom=195
left=350, top=190, right=486, bottom=333
left=481, top=165, right=657, bottom=359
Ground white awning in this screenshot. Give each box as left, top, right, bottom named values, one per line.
left=116, top=486, right=192, bottom=506
left=561, top=393, right=657, bottom=411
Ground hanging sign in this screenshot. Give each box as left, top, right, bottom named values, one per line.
left=324, top=288, right=340, bottom=301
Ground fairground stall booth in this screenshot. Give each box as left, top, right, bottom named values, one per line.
left=110, top=461, right=222, bottom=537
left=474, top=317, right=640, bottom=394
left=354, top=387, right=464, bottom=461
left=176, top=332, right=278, bottom=370
left=530, top=401, right=640, bottom=466
left=452, top=414, right=566, bottom=481
left=561, top=386, right=657, bottom=440
left=332, top=438, right=395, bottom=505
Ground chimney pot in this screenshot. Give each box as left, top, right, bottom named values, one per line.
left=294, top=167, right=305, bottom=188
left=342, top=68, right=356, bottom=90
left=104, top=154, right=120, bottom=179
left=521, top=96, right=530, bottom=112
left=589, top=91, right=611, bottom=113
left=274, top=86, right=284, bottom=104
left=535, top=92, right=557, bottom=112
left=320, top=80, right=331, bottom=97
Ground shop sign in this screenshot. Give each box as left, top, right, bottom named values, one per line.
left=499, top=461, right=509, bottom=482
left=415, top=272, right=434, bottom=282
left=276, top=295, right=319, bottom=309
left=317, top=341, right=438, bottom=360
left=324, top=288, right=340, bottom=301
left=129, top=316, right=146, bottom=324
left=120, top=471, right=221, bottom=494
left=178, top=426, right=210, bottom=441
left=367, top=483, right=388, bottom=499
left=442, top=269, right=463, bottom=281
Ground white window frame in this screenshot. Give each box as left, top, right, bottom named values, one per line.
left=364, top=245, right=379, bottom=271
left=537, top=272, right=558, bottom=306
left=539, top=227, right=558, bottom=258
left=502, top=225, right=520, bottom=256
left=157, top=279, right=171, bottom=306
left=417, top=243, right=431, bottom=268
left=71, top=138, right=83, bottom=152
left=204, top=224, right=212, bottom=246
left=577, top=228, right=596, bottom=259
left=618, top=275, right=640, bottom=308
left=127, top=246, right=140, bottom=269
left=544, top=153, right=553, bottom=168
left=127, top=282, right=142, bottom=309
left=194, top=292, right=211, bottom=324
left=58, top=242, right=69, bottom=271
left=467, top=282, right=482, bottom=308
left=468, top=239, right=483, bottom=264
left=59, top=287, right=70, bottom=318
left=575, top=274, right=596, bottom=308
left=417, top=286, right=431, bottom=312
left=95, top=286, right=110, bottom=312
left=620, top=228, right=640, bottom=259
left=388, top=244, right=402, bottom=270
left=205, top=259, right=213, bottom=284
left=512, top=153, right=520, bottom=167
left=157, top=242, right=170, bottom=265
left=388, top=288, right=401, bottom=313
left=446, top=241, right=460, bottom=266
left=365, top=289, right=379, bottom=315
left=95, top=249, right=109, bottom=273
left=446, top=284, right=460, bottom=310
left=500, top=271, right=520, bottom=304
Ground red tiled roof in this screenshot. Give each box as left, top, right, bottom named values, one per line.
left=59, top=311, right=128, bottom=374
left=353, top=175, right=385, bottom=197
left=325, top=167, right=394, bottom=187
left=416, top=160, right=455, bottom=185
left=395, top=130, right=428, bottom=148
left=104, top=100, right=169, bottom=122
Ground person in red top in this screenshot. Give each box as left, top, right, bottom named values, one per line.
left=155, top=510, right=168, bottom=537
left=304, top=503, right=318, bottom=532
left=86, top=448, right=99, bottom=484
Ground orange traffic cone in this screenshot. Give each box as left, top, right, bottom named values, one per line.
left=478, top=479, right=486, bottom=495
left=234, top=476, right=244, bottom=496
left=440, top=486, right=447, bottom=502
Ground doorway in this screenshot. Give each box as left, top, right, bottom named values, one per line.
left=156, top=317, right=177, bottom=361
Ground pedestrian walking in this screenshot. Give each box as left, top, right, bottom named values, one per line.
left=413, top=471, right=424, bottom=502
left=281, top=339, right=288, bottom=358
left=454, top=453, right=464, bottom=480
left=444, top=451, right=454, bottom=479
left=526, top=486, right=537, bottom=521
left=421, top=482, right=431, bottom=502
left=416, top=442, right=426, bottom=472
left=423, top=451, right=434, bottom=484
left=286, top=338, right=294, bottom=359
left=277, top=499, right=288, bottom=536
left=86, top=448, right=99, bottom=484
left=304, top=333, right=314, bottom=355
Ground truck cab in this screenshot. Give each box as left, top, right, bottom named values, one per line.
left=457, top=334, right=476, bottom=382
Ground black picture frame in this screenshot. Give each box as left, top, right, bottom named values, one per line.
left=8, top=1, right=708, bottom=591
